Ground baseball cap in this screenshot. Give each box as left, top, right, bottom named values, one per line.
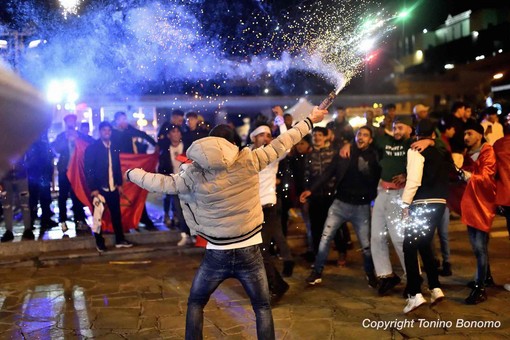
left=413, top=104, right=429, bottom=114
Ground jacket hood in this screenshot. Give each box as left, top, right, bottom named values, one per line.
left=186, top=136, right=239, bottom=170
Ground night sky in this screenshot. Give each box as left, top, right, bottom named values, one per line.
left=1, top=0, right=508, bottom=96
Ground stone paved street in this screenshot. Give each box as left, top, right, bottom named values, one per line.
left=0, top=216, right=509, bottom=339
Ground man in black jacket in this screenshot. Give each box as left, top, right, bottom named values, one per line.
left=51, top=114, right=93, bottom=233
left=84, top=122, right=132, bottom=251
left=400, top=119, right=450, bottom=313
left=301, top=126, right=380, bottom=286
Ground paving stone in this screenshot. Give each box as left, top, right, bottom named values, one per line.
left=93, top=308, right=140, bottom=329
left=159, top=315, right=186, bottom=330
left=142, top=299, right=182, bottom=317
left=288, top=319, right=332, bottom=339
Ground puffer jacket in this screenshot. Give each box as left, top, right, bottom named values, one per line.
left=127, top=119, right=313, bottom=245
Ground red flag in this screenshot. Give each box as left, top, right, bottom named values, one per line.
left=68, top=140, right=158, bottom=233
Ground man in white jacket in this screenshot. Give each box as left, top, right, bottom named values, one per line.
left=127, top=107, right=326, bottom=340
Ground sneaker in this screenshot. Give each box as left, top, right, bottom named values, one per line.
left=115, top=240, right=133, bottom=248
left=430, top=287, right=445, bottom=304
left=378, top=274, right=401, bottom=295
left=306, top=270, right=322, bottom=285
left=144, top=224, right=159, bottom=231
left=439, top=262, right=452, bottom=276
left=366, top=272, right=379, bottom=289
left=177, top=233, right=190, bottom=247
left=465, top=286, right=487, bottom=305
left=270, top=281, right=290, bottom=305
left=0, top=231, right=14, bottom=243
left=404, top=293, right=427, bottom=313
left=467, top=276, right=496, bottom=289
left=337, top=253, right=347, bottom=267
left=22, top=230, right=35, bottom=240
left=96, top=245, right=107, bottom=253
left=504, top=283, right=510, bottom=292
left=75, top=220, right=89, bottom=231
left=60, top=222, right=68, bottom=233
left=41, top=219, right=58, bottom=228
left=282, top=261, right=295, bottom=277
left=164, top=214, right=172, bottom=226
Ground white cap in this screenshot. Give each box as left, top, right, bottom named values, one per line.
left=413, top=104, right=429, bottom=114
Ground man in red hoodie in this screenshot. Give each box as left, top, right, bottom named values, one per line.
left=493, top=125, right=510, bottom=237
left=493, top=124, right=510, bottom=292
left=457, top=120, right=496, bottom=304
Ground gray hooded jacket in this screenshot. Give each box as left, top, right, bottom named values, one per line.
left=127, top=118, right=313, bottom=245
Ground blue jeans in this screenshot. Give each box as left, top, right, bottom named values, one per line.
left=436, top=206, right=451, bottom=263
left=186, top=245, right=275, bottom=340
left=467, top=226, right=490, bottom=287
left=314, top=199, right=374, bottom=274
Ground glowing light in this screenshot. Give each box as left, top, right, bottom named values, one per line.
left=0, top=40, right=8, bottom=49
left=348, top=116, right=367, bottom=128
left=398, top=10, right=410, bottom=19
left=46, top=79, right=79, bottom=104
left=475, top=55, right=485, bottom=61
left=391, top=199, right=437, bottom=241
left=422, top=29, right=428, bottom=34
left=264, top=88, right=269, bottom=94
left=472, top=31, right=479, bottom=38
left=444, top=64, right=454, bottom=70
left=28, top=39, right=45, bottom=48
left=498, top=49, right=503, bottom=53
left=493, top=73, right=503, bottom=80
left=59, top=0, right=82, bottom=19
left=359, top=38, right=376, bottom=52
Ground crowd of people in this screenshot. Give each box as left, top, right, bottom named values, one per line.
left=1, top=100, right=510, bottom=335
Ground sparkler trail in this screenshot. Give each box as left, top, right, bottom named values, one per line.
left=390, top=198, right=437, bottom=242
left=5, top=0, right=396, bottom=97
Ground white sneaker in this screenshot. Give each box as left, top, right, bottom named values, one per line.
left=504, top=283, right=510, bottom=292
left=404, top=293, right=427, bottom=313
left=430, top=288, right=445, bottom=304
left=177, top=233, right=189, bottom=247
left=60, top=222, right=68, bottom=233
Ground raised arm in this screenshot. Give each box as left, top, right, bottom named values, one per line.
left=252, top=107, right=326, bottom=172
left=126, top=168, right=192, bottom=195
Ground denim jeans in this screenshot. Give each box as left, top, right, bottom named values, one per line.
left=314, top=199, right=374, bottom=274
left=186, top=245, right=275, bottom=340
left=435, top=206, right=451, bottom=263
left=403, top=203, right=445, bottom=296
left=371, top=188, right=406, bottom=277
left=467, top=226, right=490, bottom=287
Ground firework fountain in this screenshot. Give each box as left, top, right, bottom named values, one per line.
left=5, top=0, right=398, bottom=111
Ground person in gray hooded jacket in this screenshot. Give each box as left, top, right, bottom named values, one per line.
left=126, top=107, right=326, bottom=340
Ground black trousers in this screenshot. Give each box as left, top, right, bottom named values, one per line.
left=308, top=196, right=347, bottom=255
left=28, top=180, right=53, bottom=224
left=502, top=206, right=510, bottom=236
left=58, top=173, right=85, bottom=223
left=261, top=205, right=289, bottom=294
left=404, top=203, right=445, bottom=296
left=99, top=189, right=125, bottom=244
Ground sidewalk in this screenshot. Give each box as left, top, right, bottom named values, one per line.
left=0, top=222, right=509, bottom=338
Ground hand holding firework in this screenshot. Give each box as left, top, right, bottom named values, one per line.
left=308, top=106, right=328, bottom=124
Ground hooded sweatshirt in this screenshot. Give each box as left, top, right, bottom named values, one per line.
left=127, top=119, right=313, bottom=245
